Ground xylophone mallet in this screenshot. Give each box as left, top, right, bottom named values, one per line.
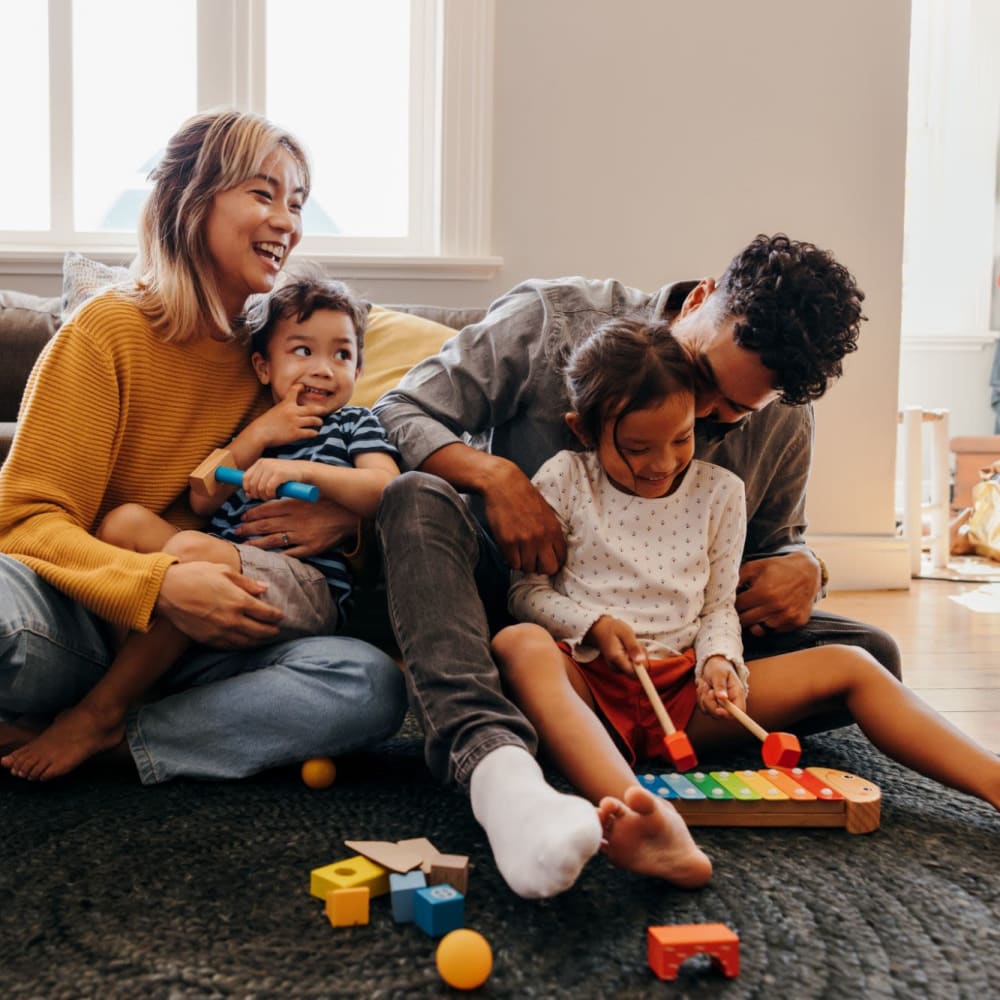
left=633, top=660, right=698, bottom=771
left=189, top=447, right=319, bottom=503
left=722, top=700, right=801, bottom=768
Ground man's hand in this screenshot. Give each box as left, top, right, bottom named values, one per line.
left=695, top=655, right=746, bottom=718
left=736, top=551, right=821, bottom=637
left=156, top=561, right=283, bottom=648
left=235, top=497, right=358, bottom=558
left=586, top=615, right=646, bottom=675
left=482, top=463, right=566, bottom=574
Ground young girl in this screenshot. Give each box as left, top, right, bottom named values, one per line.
left=492, top=316, right=1000, bottom=891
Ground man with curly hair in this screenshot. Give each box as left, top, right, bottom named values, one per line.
left=373, top=233, right=898, bottom=900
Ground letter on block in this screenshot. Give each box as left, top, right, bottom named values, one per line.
left=389, top=870, right=427, bottom=923
left=325, top=887, right=370, bottom=927
left=310, top=855, right=390, bottom=900
left=414, top=884, right=464, bottom=938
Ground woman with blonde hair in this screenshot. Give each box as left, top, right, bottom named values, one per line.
left=0, top=110, right=406, bottom=783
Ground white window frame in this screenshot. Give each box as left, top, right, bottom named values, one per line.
left=0, top=0, right=500, bottom=281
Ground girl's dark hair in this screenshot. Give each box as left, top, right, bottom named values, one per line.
left=246, top=277, right=371, bottom=366
left=564, top=316, right=703, bottom=449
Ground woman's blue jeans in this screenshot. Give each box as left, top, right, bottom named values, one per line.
left=0, top=555, right=407, bottom=784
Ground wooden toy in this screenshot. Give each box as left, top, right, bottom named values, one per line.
left=344, top=840, right=425, bottom=873
left=300, top=757, right=337, bottom=789
left=325, top=886, right=369, bottom=927
left=647, top=923, right=739, bottom=980
left=636, top=766, right=881, bottom=834
left=633, top=660, right=698, bottom=770
left=435, top=929, right=493, bottom=990
left=414, top=884, right=465, bottom=938
left=310, top=855, right=390, bottom=900
left=189, top=447, right=319, bottom=502
left=722, top=700, right=801, bottom=767
left=389, top=870, right=427, bottom=923
left=427, top=854, right=470, bottom=895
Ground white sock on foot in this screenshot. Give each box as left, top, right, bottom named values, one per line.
left=469, top=744, right=602, bottom=898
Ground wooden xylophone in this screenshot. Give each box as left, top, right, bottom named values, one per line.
left=636, top=766, right=881, bottom=834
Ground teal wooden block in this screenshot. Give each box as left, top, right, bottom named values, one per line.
left=413, top=884, right=464, bottom=937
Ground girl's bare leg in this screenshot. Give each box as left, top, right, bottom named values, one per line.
left=685, top=644, right=1000, bottom=811
left=1, top=527, right=241, bottom=781
left=492, top=624, right=712, bottom=887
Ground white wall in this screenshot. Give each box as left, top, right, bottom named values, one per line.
left=1, top=0, right=914, bottom=587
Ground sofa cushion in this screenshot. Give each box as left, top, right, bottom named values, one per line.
left=61, top=251, right=134, bottom=320
left=0, top=290, right=60, bottom=423
left=351, top=305, right=458, bottom=409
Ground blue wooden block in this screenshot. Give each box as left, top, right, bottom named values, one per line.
left=389, top=870, right=427, bottom=923
left=413, top=884, right=464, bottom=937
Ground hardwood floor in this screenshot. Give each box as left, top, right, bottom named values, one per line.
left=824, top=578, right=1000, bottom=753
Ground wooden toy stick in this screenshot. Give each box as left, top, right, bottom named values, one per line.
left=188, top=447, right=319, bottom=502
left=633, top=661, right=698, bottom=771
left=722, top=700, right=801, bottom=768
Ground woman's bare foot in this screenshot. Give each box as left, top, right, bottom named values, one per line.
left=1, top=703, right=126, bottom=781
left=598, top=785, right=713, bottom=888
left=0, top=719, right=44, bottom=757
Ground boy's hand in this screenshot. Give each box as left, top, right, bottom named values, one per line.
left=240, top=458, right=307, bottom=500
left=696, top=655, right=747, bottom=718
left=250, top=382, right=325, bottom=448
left=586, top=616, right=647, bottom=675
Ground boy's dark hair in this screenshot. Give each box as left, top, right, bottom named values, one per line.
left=246, top=278, right=371, bottom=366
left=716, top=233, right=865, bottom=405
left=565, top=317, right=703, bottom=449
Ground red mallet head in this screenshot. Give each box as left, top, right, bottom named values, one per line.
left=664, top=731, right=698, bottom=772
left=761, top=732, right=801, bottom=768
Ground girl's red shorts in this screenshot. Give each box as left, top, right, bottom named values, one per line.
left=558, top=643, right=697, bottom=766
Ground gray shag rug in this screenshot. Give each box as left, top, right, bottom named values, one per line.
left=2, top=721, right=997, bottom=999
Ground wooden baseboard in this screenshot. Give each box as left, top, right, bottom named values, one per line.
left=810, top=534, right=911, bottom=591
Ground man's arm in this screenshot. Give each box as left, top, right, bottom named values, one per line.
left=374, top=286, right=568, bottom=573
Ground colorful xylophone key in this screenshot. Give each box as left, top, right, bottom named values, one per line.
left=636, top=765, right=881, bottom=834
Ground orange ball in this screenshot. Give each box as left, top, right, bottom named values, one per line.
left=300, top=757, right=337, bottom=789
left=435, top=929, right=493, bottom=990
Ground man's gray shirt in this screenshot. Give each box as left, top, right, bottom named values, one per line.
left=374, top=276, right=812, bottom=560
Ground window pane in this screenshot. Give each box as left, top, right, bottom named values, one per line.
left=72, top=0, right=196, bottom=232
left=265, top=0, right=411, bottom=238
left=0, top=2, right=50, bottom=230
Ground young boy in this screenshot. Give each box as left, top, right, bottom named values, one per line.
left=2, top=278, right=399, bottom=781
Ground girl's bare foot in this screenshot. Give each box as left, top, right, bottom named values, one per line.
left=1, top=703, right=125, bottom=781
left=598, top=785, right=713, bottom=888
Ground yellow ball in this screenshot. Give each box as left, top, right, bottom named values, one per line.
left=300, top=757, right=337, bottom=789
left=435, top=929, right=493, bottom=990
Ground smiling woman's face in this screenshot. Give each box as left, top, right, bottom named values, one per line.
left=205, top=145, right=305, bottom=321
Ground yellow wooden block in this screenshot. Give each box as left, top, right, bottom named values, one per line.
left=310, top=855, right=390, bottom=900
left=325, top=887, right=370, bottom=927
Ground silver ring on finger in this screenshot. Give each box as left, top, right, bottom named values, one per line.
left=282, top=532, right=290, bottom=548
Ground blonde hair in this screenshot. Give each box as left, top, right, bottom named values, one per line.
left=133, top=109, right=311, bottom=344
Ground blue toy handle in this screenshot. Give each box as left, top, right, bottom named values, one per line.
left=214, top=466, right=319, bottom=503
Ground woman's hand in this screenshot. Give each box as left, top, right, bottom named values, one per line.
left=586, top=615, right=646, bottom=674
left=155, top=561, right=284, bottom=648
left=234, top=497, right=358, bottom=558
left=695, top=655, right=747, bottom=718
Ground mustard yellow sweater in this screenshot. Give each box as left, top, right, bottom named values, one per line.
left=0, top=291, right=267, bottom=631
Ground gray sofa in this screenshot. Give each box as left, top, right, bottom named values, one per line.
left=0, top=286, right=485, bottom=466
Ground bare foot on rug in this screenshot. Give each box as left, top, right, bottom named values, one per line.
left=0, top=719, right=45, bottom=758
left=1, top=703, right=125, bottom=781
left=598, top=785, right=713, bottom=888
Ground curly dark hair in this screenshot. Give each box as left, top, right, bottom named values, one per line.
left=246, top=275, right=370, bottom=367
left=715, top=234, right=865, bottom=405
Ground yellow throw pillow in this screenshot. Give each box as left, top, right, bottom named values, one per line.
left=351, top=305, right=455, bottom=409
